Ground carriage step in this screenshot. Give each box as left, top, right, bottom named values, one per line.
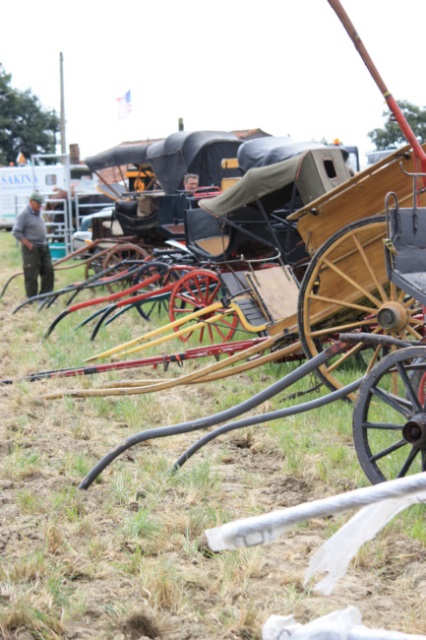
left=235, top=297, right=268, bottom=326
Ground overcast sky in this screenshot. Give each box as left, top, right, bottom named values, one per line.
left=2, top=0, right=425, bottom=167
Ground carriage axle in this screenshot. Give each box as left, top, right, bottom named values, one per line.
left=403, top=414, right=426, bottom=449
left=376, top=301, right=409, bottom=332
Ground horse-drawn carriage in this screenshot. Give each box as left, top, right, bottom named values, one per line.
left=73, top=132, right=354, bottom=307
left=41, top=142, right=354, bottom=336
left=84, top=130, right=243, bottom=246
left=70, top=138, right=426, bottom=490
left=44, top=137, right=425, bottom=397
left=179, top=141, right=426, bottom=392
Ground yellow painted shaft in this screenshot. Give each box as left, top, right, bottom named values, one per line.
left=117, top=311, right=233, bottom=357
left=85, top=301, right=225, bottom=362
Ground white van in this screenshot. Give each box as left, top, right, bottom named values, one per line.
left=0, top=163, right=97, bottom=229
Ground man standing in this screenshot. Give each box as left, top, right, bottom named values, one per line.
left=12, top=192, right=54, bottom=298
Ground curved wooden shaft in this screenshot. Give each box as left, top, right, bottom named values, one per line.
left=86, top=301, right=227, bottom=362
left=67, top=270, right=163, bottom=313
left=44, top=335, right=284, bottom=400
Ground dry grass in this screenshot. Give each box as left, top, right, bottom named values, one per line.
left=0, top=230, right=425, bottom=639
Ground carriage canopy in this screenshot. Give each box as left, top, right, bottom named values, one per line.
left=85, top=143, right=153, bottom=172
left=237, top=138, right=332, bottom=172
left=146, top=130, right=242, bottom=194
left=199, top=148, right=352, bottom=217
left=85, top=131, right=243, bottom=195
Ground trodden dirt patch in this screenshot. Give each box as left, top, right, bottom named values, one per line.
left=0, top=233, right=425, bottom=639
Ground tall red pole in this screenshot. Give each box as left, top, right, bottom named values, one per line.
left=328, top=0, right=426, bottom=175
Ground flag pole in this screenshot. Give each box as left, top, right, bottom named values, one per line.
left=59, top=52, right=66, bottom=155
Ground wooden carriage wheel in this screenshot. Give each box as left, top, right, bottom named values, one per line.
left=297, top=216, right=424, bottom=395
left=352, top=346, right=426, bottom=484
left=83, top=244, right=114, bottom=282
left=130, top=261, right=184, bottom=320
left=100, top=243, right=149, bottom=294
left=169, top=269, right=239, bottom=344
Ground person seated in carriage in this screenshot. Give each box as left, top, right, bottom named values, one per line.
left=183, top=173, right=199, bottom=193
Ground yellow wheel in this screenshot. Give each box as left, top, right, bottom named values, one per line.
left=297, top=216, right=423, bottom=395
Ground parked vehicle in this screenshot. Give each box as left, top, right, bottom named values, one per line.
left=85, top=131, right=245, bottom=248
left=236, top=136, right=360, bottom=173
left=0, top=162, right=97, bottom=230
left=72, top=207, right=115, bottom=251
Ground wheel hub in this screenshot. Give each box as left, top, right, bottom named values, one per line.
left=403, top=413, right=426, bottom=449
left=377, top=301, right=408, bottom=331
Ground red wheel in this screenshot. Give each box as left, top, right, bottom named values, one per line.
left=410, top=367, right=426, bottom=406
left=169, top=269, right=238, bottom=344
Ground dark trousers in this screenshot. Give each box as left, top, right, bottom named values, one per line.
left=22, top=244, right=55, bottom=298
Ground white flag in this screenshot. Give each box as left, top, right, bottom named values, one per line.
left=117, top=90, right=132, bottom=119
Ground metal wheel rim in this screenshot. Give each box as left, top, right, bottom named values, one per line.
left=353, top=345, right=426, bottom=484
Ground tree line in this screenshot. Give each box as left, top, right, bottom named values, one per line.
left=0, top=64, right=58, bottom=166
left=1, top=62, right=426, bottom=167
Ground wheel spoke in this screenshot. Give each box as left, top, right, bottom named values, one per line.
left=307, top=293, right=379, bottom=315
left=206, top=281, right=221, bottom=305
left=326, top=337, right=384, bottom=375
left=363, top=421, right=403, bottom=430
left=370, top=385, right=414, bottom=419
left=326, top=340, right=370, bottom=373
left=309, top=316, right=378, bottom=338
left=207, top=323, right=214, bottom=343
left=369, top=438, right=407, bottom=462
left=364, top=343, right=383, bottom=374
left=396, top=361, right=423, bottom=412
left=401, top=322, right=424, bottom=340
left=323, top=257, right=383, bottom=307
left=397, top=446, right=420, bottom=477
left=352, top=234, right=387, bottom=302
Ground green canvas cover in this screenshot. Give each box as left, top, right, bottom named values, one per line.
left=199, top=148, right=351, bottom=217
left=296, top=147, right=352, bottom=204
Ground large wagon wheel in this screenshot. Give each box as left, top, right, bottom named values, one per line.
left=353, top=345, right=426, bottom=484
left=297, top=216, right=424, bottom=394
left=101, top=243, right=149, bottom=294
left=83, top=244, right=113, bottom=282
left=168, top=269, right=239, bottom=344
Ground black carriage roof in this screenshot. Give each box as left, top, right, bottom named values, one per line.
left=237, top=137, right=347, bottom=171
left=146, top=130, right=242, bottom=194
left=199, top=147, right=350, bottom=217
left=85, top=131, right=243, bottom=194
left=84, top=142, right=153, bottom=172
left=146, top=130, right=241, bottom=158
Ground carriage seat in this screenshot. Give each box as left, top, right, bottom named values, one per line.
left=385, top=206, right=426, bottom=306
left=185, top=207, right=231, bottom=258
left=115, top=199, right=138, bottom=216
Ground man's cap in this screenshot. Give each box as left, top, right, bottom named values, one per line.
left=29, top=192, right=44, bottom=204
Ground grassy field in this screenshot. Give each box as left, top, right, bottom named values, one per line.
left=0, top=230, right=424, bottom=640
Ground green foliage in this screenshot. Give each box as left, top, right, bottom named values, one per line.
left=368, top=100, right=426, bottom=149
left=0, top=64, right=59, bottom=165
